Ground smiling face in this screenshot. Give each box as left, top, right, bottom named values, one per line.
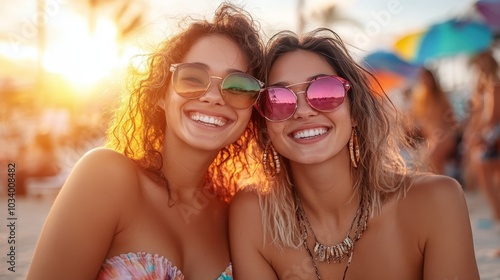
left=164, top=35, right=252, bottom=152
left=266, top=49, right=354, bottom=165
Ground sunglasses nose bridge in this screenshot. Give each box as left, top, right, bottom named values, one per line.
left=293, top=90, right=319, bottom=119
left=210, top=76, right=223, bottom=81
left=293, top=90, right=308, bottom=108
left=208, top=75, right=223, bottom=90
left=200, top=75, right=224, bottom=94
left=198, top=75, right=226, bottom=105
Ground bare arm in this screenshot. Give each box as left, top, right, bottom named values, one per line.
left=26, top=148, right=139, bottom=280
left=229, top=190, right=278, bottom=280
left=415, top=176, right=480, bottom=279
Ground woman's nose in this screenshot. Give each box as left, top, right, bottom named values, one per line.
left=198, top=77, right=226, bottom=106
left=293, top=93, right=318, bottom=119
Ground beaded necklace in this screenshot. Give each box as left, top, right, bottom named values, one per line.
left=295, top=191, right=370, bottom=280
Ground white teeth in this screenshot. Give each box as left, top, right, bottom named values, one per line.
left=191, top=114, right=227, bottom=127
left=293, top=128, right=328, bottom=139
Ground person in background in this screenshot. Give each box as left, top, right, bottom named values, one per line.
left=27, top=3, right=263, bottom=279
left=463, top=51, right=500, bottom=254
left=409, top=67, right=459, bottom=175
left=229, top=28, right=479, bottom=279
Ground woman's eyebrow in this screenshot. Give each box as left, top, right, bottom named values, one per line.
left=182, top=62, right=245, bottom=75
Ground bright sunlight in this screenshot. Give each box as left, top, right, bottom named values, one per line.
left=42, top=16, right=119, bottom=88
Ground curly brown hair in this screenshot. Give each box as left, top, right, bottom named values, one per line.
left=106, top=3, right=264, bottom=202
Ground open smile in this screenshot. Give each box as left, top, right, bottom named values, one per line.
left=292, top=127, right=329, bottom=139
left=190, top=113, right=228, bottom=127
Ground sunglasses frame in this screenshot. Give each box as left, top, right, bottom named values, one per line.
left=169, top=63, right=264, bottom=109
left=256, top=75, right=351, bottom=122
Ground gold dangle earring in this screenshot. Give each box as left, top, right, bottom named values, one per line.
left=349, top=128, right=360, bottom=168
left=263, top=143, right=281, bottom=177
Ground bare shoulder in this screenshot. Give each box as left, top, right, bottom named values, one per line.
left=72, top=147, right=137, bottom=177
left=229, top=189, right=278, bottom=279
left=230, top=188, right=261, bottom=211
left=65, top=148, right=139, bottom=191
left=56, top=147, right=142, bottom=209
left=401, top=177, right=479, bottom=279
left=26, top=149, right=142, bottom=278
left=399, top=174, right=470, bottom=238
left=229, top=188, right=264, bottom=224
left=404, top=174, right=465, bottom=206
left=229, top=188, right=263, bottom=239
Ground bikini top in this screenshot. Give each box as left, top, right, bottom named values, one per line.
left=97, top=252, right=233, bottom=280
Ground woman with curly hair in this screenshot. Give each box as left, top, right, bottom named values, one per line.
left=229, top=28, right=479, bottom=279
left=27, top=3, right=263, bottom=279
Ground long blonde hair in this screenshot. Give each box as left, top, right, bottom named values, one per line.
left=252, top=28, right=419, bottom=249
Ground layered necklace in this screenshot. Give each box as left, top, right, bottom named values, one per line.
left=295, top=190, right=370, bottom=280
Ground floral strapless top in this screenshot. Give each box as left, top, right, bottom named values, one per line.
left=97, top=252, right=233, bottom=280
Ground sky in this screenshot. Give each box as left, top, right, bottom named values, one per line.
left=1, top=0, right=478, bottom=50
left=0, top=0, right=481, bottom=89
left=139, top=0, right=479, bottom=55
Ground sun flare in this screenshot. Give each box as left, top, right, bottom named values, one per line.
left=42, top=16, right=119, bottom=87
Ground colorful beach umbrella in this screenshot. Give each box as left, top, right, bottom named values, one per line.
left=394, top=30, right=426, bottom=62
left=475, top=0, right=500, bottom=30
left=362, top=51, right=420, bottom=91
left=394, top=19, right=493, bottom=64
left=362, top=51, right=420, bottom=77
left=368, top=71, right=408, bottom=93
